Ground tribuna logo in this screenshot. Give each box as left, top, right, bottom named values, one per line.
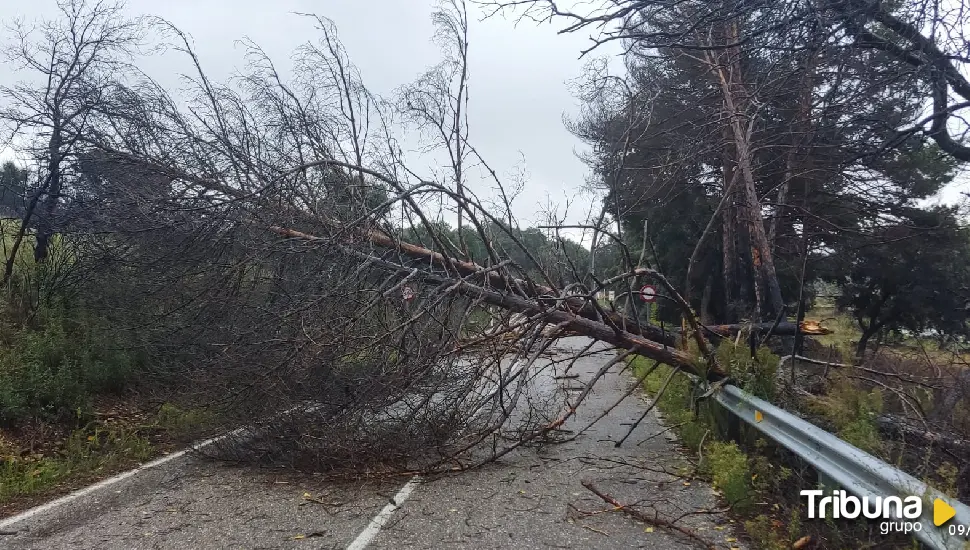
left=801, top=490, right=922, bottom=520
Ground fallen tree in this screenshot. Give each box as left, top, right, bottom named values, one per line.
left=1, top=0, right=849, bottom=476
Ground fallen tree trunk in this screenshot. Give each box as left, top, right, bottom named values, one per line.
left=85, top=151, right=829, bottom=352
left=273, top=228, right=728, bottom=381
left=700, top=321, right=832, bottom=338
left=876, top=414, right=970, bottom=456
left=271, top=226, right=831, bottom=349
left=271, top=225, right=688, bottom=346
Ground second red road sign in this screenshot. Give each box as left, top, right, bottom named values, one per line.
left=639, top=284, right=657, bottom=303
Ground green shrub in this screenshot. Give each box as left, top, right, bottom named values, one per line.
left=154, top=403, right=217, bottom=439
left=716, top=339, right=779, bottom=401
left=0, top=307, right=137, bottom=426
left=745, top=508, right=803, bottom=550
left=703, top=440, right=754, bottom=514
left=935, top=462, right=960, bottom=498
left=805, top=376, right=885, bottom=456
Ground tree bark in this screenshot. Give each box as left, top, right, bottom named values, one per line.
left=721, top=122, right=739, bottom=323
left=700, top=276, right=713, bottom=325
left=707, top=18, right=785, bottom=321
left=856, top=322, right=882, bottom=358
left=34, top=132, right=63, bottom=262
left=279, top=232, right=728, bottom=381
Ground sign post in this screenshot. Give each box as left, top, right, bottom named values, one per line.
left=639, top=284, right=657, bottom=324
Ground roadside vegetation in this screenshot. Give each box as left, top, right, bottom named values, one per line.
left=0, top=205, right=220, bottom=510
left=1, top=2, right=970, bottom=549
left=631, top=313, right=970, bottom=549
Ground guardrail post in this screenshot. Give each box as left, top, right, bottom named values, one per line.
left=817, top=471, right=838, bottom=493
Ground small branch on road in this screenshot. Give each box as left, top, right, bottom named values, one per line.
left=564, top=359, right=661, bottom=443
left=581, top=524, right=611, bottom=537
left=581, top=480, right=717, bottom=550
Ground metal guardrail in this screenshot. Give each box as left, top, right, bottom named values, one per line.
left=712, top=383, right=970, bottom=550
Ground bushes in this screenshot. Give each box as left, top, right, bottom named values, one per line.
left=632, top=337, right=913, bottom=549
left=154, top=403, right=217, bottom=440
left=804, top=376, right=885, bottom=456
left=630, top=340, right=800, bottom=545
left=715, top=339, right=778, bottom=401
left=744, top=510, right=803, bottom=550
left=0, top=308, right=138, bottom=426
left=703, top=440, right=753, bottom=513
left=0, top=224, right=140, bottom=426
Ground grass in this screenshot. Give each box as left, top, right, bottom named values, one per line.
left=802, top=376, right=886, bottom=456
left=703, top=440, right=754, bottom=513
left=0, top=422, right=153, bottom=504
left=628, top=336, right=911, bottom=549
left=0, top=402, right=219, bottom=508
left=153, top=402, right=218, bottom=440
left=803, top=305, right=861, bottom=358
left=805, top=304, right=970, bottom=363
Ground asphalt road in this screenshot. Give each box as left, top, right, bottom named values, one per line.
left=1, top=337, right=742, bottom=549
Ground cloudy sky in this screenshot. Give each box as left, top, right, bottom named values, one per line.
left=1, top=0, right=623, bottom=234
left=4, top=0, right=964, bottom=232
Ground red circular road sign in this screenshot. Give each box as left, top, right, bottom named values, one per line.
left=639, top=284, right=657, bottom=303
left=402, top=285, right=417, bottom=301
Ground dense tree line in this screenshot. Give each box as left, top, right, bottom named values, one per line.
left=547, top=0, right=970, bottom=354
left=403, top=221, right=591, bottom=286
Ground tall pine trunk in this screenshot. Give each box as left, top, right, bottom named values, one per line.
left=707, top=18, right=785, bottom=321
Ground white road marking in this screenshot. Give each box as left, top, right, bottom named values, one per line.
left=0, top=401, right=335, bottom=529
left=0, top=426, right=247, bottom=530
left=346, top=476, right=422, bottom=550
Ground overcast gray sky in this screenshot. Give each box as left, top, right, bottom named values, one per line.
left=4, top=0, right=964, bottom=232
left=2, top=0, right=623, bottom=233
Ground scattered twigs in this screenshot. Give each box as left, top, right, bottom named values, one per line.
left=639, top=266, right=717, bottom=366
left=565, top=359, right=662, bottom=442
left=580, top=480, right=717, bottom=549
left=614, top=365, right=681, bottom=448
left=779, top=354, right=940, bottom=389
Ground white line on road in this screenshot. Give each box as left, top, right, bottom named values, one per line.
left=346, top=475, right=422, bottom=550
left=0, top=426, right=245, bottom=530
left=0, top=401, right=329, bottom=529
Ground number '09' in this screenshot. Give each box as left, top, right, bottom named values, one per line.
left=950, top=524, right=969, bottom=537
